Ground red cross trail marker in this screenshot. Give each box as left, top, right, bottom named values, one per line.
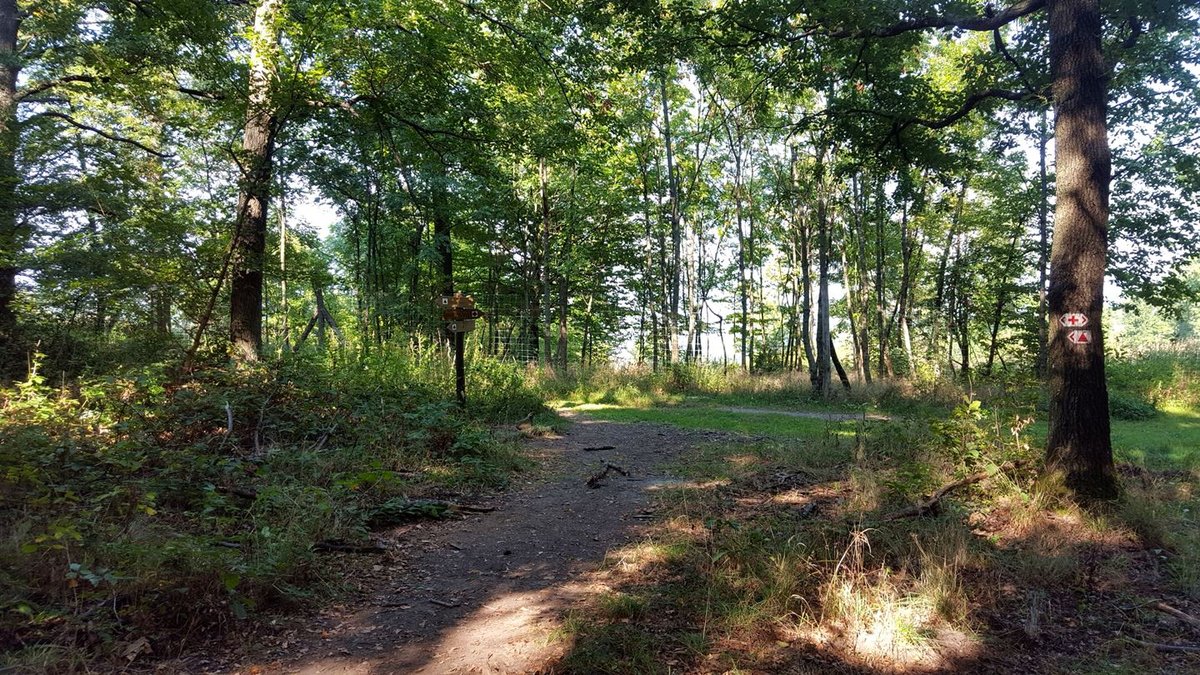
left=1066, top=329, right=1092, bottom=346
left=1059, top=312, right=1089, bottom=328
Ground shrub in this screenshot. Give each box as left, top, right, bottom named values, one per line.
left=1108, top=391, right=1158, bottom=421
left=0, top=349, right=539, bottom=668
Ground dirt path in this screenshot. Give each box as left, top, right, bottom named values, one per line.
left=193, top=413, right=739, bottom=675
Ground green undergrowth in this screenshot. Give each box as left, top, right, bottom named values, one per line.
left=538, top=363, right=959, bottom=417
left=550, top=398, right=1200, bottom=674
left=0, top=350, right=543, bottom=671
left=555, top=403, right=857, bottom=440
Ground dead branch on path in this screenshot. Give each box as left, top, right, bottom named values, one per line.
left=587, top=463, right=630, bottom=488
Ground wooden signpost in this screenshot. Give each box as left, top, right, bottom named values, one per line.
left=441, top=293, right=481, bottom=405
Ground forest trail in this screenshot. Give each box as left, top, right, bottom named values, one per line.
left=200, top=413, right=739, bottom=675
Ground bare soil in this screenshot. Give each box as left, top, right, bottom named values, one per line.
left=172, top=412, right=744, bottom=674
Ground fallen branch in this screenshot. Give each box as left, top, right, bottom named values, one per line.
left=883, top=461, right=1026, bottom=521
left=313, top=539, right=386, bottom=554
left=456, top=504, right=496, bottom=513
left=582, top=445, right=616, bottom=452
left=429, top=598, right=461, bottom=608
left=367, top=499, right=494, bottom=527
left=1126, top=636, right=1200, bottom=653
left=587, top=463, right=630, bottom=488
left=216, top=485, right=258, bottom=500
left=1153, top=601, right=1200, bottom=633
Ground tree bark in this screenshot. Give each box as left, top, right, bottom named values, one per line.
left=229, top=0, right=282, bottom=362
left=0, top=0, right=20, bottom=376
left=1045, top=0, right=1117, bottom=499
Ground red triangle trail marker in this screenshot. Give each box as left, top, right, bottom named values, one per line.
left=1066, top=329, right=1092, bottom=346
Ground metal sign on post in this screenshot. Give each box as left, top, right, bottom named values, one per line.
left=440, top=292, right=479, bottom=406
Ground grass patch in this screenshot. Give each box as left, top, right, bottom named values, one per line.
left=1025, top=403, right=1200, bottom=469
left=555, top=402, right=858, bottom=440
left=548, top=395, right=1200, bottom=674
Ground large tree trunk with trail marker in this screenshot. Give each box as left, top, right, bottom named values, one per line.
left=1044, top=0, right=1117, bottom=499
left=229, top=0, right=281, bottom=362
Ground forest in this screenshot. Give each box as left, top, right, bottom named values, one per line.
left=2, top=0, right=1199, bottom=672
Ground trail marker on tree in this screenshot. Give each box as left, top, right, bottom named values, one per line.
left=1059, top=313, right=1088, bottom=328
left=1066, top=329, right=1092, bottom=346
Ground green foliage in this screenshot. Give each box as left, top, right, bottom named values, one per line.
left=0, top=352, right=537, bottom=667
left=1108, top=391, right=1158, bottom=421
left=1107, top=346, right=1200, bottom=409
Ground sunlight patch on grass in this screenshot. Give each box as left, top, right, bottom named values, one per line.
left=1025, top=405, right=1200, bottom=469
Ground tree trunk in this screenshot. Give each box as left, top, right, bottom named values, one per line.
left=793, top=147, right=817, bottom=384
left=895, top=195, right=916, bottom=372
left=0, top=0, right=20, bottom=376
left=1045, top=0, right=1117, bottom=499
left=732, top=139, right=748, bottom=371
left=829, top=336, right=851, bottom=391
left=872, top=180, right=895, bottom=378
left=815, top=146, right=832, bottom=398
left=229, top=0, right=282, bottom=362
left=153, top=288, right=171, bottom=335
left=434, top=172, right=453, bottom=298
left=929, top=179, right=968, bottom=365
left=840, top=244, right=864, bottom=382
left=660, top=72, right=681, bottom=365
left=1036, top=108, right=1051, bottom=377
left=852, top=174, right=873, bottom=384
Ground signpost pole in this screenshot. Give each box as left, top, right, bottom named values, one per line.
left=442, top=291, right=478, bottom=407
left=455, top=330, right=466, bottom=407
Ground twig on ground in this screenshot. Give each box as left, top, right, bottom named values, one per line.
left=582, top=445, right=616, bottom=452
left=429, top=598, right=461, bottom=608
left=1152, top=601, right=1200, bottom=633
left=1126, top=636, right=1200, bottom=653
left=587, top=463, right=630, bottom=488
left=313, top=539, right=386, bottom=553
